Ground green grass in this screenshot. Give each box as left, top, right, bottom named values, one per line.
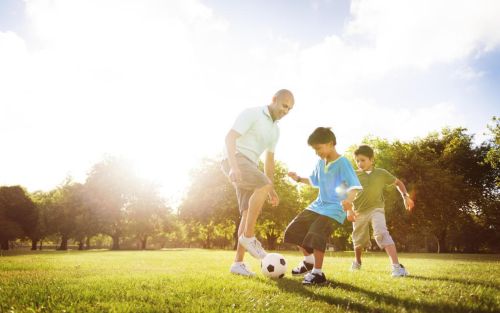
left=0, top=250, right=499, bottom=313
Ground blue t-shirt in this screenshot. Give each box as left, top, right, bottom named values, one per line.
left=307, top=156, right=363, bottom=223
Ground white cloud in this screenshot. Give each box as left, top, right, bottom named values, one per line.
left=346, top=0, right=500, bottom=69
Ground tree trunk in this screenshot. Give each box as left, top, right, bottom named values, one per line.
left=111, top=235, right=120, bottom=250
left=437, top=229, right=448, bottom=253
left=266, top=234, right=277, bottom=250
left=31, top=239, right=38, bottom=251
left=140, top=237, right=148, bottom=250
left=85, top=236, right=91, bottom=250
left=58, top=235, right=68, bottom=250
left=1, top=240, right=9, bottom=250
left=39, top=240, right=43, bottom=250
left=78, top=241, right=84, bottom=250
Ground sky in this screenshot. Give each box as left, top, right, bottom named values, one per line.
left=1, top=0, right=499, bottom=206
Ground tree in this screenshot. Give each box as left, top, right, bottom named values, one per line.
left=85, top=156, right=142, bottom=250
left=0, top=186, right=37, bottom=250
left=178, top=158, right=238, bottom=249
left=127, top=182, right=172, bottom=250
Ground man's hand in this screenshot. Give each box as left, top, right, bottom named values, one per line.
left=229, top=167, right=242, bottom=183
left=404, top=196, right=415, bottom=212
left=268, top=189, right=279, bottom=207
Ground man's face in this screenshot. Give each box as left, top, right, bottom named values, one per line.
left=311, top=142, right=333, bottom=159
left=270, top=95, right=294, bottom=120
left=355, top=154, right=374, bottom=171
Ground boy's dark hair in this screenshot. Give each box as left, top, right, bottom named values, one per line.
left=308, top=127, right=336, bottom=145
left=354, top=145, right=374, bottom=158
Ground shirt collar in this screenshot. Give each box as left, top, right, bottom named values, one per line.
left=262, top=106, right=278, bottom=123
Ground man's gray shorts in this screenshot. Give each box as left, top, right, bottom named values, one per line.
left=221, top=154, right=271, bottom=214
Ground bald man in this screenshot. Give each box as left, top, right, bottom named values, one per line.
left=221, top=89, right=294, bottom=276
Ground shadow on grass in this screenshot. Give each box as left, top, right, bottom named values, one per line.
left=409, top=274, right=500, bottom=291
left=271, top=277, right=496, bottom=313
left=330, top=280, right=496, bottom=313
left=274, top=278, right=374, bottom=313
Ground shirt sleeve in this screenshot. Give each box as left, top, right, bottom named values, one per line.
left=340, top=158, right=363, bottom=191
left=381, top=169, right=397, bottom=185
left=308, top=161, right=320, bottom=187
left=231, top=108, right=258, bottom=135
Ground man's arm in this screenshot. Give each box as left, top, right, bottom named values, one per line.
left=264, top=151, right=279, bottom=207
left=394, top=178, right=414, bottom=211
left=225, top=129, right=242, bottom=182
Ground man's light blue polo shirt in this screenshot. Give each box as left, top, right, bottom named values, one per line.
left=307, top=156, right=363, bottom=224
left=225, top=106, right=280, bottom=164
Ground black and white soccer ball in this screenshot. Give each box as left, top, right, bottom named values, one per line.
left=261, top=253, right=287, bottom=278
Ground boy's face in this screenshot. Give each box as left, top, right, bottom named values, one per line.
left=355, top=154, right=374, bottom=171
left=311, top=142, right=333, bottom=159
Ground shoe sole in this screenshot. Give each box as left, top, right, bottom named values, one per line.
left=302, top=281, right=327, bottom=286
left=292, top=271, right=309, bottom=276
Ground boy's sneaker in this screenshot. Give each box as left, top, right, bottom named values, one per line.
left=350, top=261, right=362, bottom=271
left=291, top=261, right=314, bottom=276
left=230, top=263, right=255, bottom=277
left=302, top=272, right=327, bottom=285
left=238, top=235, right=267, bottom=259
left=391, top=264, right=409, bottom=277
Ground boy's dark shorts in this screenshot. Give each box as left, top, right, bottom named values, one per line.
left=284, top=209, right=339, bottom=253
left=221, top=154, right=271, bottom=215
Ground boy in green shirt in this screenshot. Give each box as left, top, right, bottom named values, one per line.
left=347, top=145, right=414, bottom=277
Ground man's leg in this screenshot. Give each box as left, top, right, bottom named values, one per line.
left=244, top=184, right=273, bottom=237
left=234, top=210, right=248, bottom=262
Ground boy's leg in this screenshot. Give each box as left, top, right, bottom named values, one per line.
left=354, top=246, right=363, bottom=264
left=300, top=214, right=337, bottom=285
left=371, top=209, right=408, bottom=276
left=351, top=211, right=370, bottom=270
left=384, top=244, right=399, bottom=265
left=283, top=210, right=317, bottom=275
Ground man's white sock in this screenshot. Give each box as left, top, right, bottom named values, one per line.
left=312, top=268, right=322, bottom=274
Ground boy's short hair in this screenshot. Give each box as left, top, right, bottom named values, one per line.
left=354, top=145, right=374, bottom=158
left=308, top=127, right=336, bottom=146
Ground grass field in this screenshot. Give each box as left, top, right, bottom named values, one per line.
left=0, top=249, right=499, bottom=313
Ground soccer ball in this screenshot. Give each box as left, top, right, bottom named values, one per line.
left=261, top=253, right=287, bottom=278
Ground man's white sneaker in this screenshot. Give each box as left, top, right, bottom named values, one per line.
left=238, top=235, right=267, bottom=259
left=230, top=263, right=255, bottom=276
left=391, top=264, right=409, bottom=277
left=351, top=261, right=361, bottom=271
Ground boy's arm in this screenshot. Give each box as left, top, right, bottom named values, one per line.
left=394, top=178, right=414, bottom=211
left=287, top=172, right=311, bottom=185
left=264, top=151, right=279, bottom=207
left=225, top=129, right=242, bottom=182
left=341, top=189, right=358, bottom=212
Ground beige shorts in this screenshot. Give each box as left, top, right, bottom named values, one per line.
left=352, top=208, right=394, bottom=249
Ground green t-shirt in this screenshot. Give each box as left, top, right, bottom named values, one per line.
left=353, top=168, right=396, bottom=213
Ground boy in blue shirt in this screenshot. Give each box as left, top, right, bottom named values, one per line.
left=284, top=127, right=362, bottom=285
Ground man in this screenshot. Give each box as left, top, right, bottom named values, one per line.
left=221, top=89, right=294, bottom=276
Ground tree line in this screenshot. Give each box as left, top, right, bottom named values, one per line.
left=1, top=119, right=499, bottom=253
